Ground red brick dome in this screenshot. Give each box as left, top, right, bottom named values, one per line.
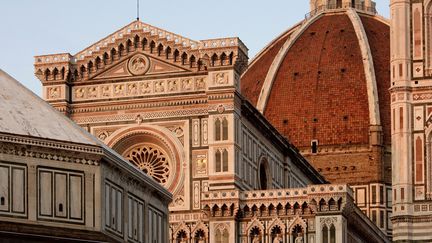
left=242, top=10, right=390, bottom=151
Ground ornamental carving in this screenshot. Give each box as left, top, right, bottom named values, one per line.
left=128, top=54, right=150, bottom=75
left=48, top=87, right=60, bottom=99
left=125, top=145, right=170, bottom=185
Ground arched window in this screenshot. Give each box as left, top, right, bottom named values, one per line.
left=174, top=49, right=179, bottom=62
left=215, top=150, right=222, bottom=173
left=142, top=38, right=148, bottom=50
left=194, top=229, right=206, bottom=243
left=215, top=149, right=228, bottom=173
left=222, top=229, right=229, bottom=242
left=322, top=225, right=328, bottom=243
left=220, top=53, right=227, bottom=66
left=134, top=35, right=140, bottom=48
left=330, top=225, right=336, bottom=243
left=222, top=149, right=228, bottom=172
left=110, top=48, right=117, bottom=62
left=211, top=54, right=218, bottom=67
left=222, top=118, right=228, bottom=140
left=215, top=119, right=221, bottom=141
left=215, top=117, right=228, bottom=141
left=126, top=39, right=133, bottom=53
left=150, top=41, right=155, bottom=53
left=181, top=53, right=188, bottom=65
left=271, top=226, right=283, bottom=243
left=118, top=44, right=125, bottom=57
left=215, top=229, right=229, bottom=243
left=103, top=52, right=109, bottom=65
left=166, top=46, right=172, bottom=59
left=157, top=44, right=163, bottom=56
left=176, top=230, right=188, bottom=243
left=259, top=162, right=268, bottom=190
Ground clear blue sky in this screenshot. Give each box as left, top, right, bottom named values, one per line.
left=0, top=0, right=389, bottom=95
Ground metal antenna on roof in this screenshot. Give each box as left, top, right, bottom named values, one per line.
left=136, top=0, right=140, bottom=20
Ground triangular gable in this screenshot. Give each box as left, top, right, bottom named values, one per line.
left=75, top=20, right=199, bottom=62
left=91, top=53, right=189, bottom=80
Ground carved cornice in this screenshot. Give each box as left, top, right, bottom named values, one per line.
left=70, top=97, right=208, bottom=114
left=0, top=140, right=101, bottom=166
left=0, top=132, right=102, bottom=155
left=74, top=108, right=209, bottom=124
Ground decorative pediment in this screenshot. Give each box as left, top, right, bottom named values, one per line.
left=35, top=20, right=249, bottom=84
left=90, top=53, right=189, bottom=80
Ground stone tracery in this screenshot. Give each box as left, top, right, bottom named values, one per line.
left=124, top=144, right=170, bottom=185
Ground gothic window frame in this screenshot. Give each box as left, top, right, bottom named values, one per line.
left=214, top=117, right=229, bottom=141
left=215, top=148, right=229, bottom=173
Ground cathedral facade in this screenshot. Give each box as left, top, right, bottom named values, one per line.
left=33, top=9, right=388, bottom=243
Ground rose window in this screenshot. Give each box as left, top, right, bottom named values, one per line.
left=125, top=145, right=170, bottom=185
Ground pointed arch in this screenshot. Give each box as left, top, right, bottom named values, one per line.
left=134, top=35, right=140, bottom=48
left=166, top=46, right=172, bottom=59
left=102, top=52, right=109, bottom=65
left=288, top=215, right=307, bottom=233
left=150, top=41, right=156, bottom=53
left=174, top=49, right=180, bottom=62
left=95, top=56, right=101, bottom=69
left=211, top=53, right=218, bottom=66
left=126, top=39, right=133, bottom=53
left=52, top=68, right=59, bottom=80
left=181, top=52, right=188, bottom=65
left=110, top=48, right=117, bottom=62
left=220, top=52, right=227, bottom=66
left=190, top=55, right=196, bottom=68
left=229, top=52, right=234, bottom=65
left=44, top=69, right=51, bottom=81
left=157, top=43, right=164, bottom=56
left=142, top=38, right=148, bottom=50
left=118, top=43, right=125, bottom=57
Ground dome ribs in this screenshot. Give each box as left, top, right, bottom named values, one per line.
left=263, top=14, right=370, bottom=148
left=241, top=34, right=291, bottom=105
left=360, top=16, right=391, bottom=146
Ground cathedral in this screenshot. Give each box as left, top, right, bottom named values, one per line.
left=0, top=0, right=430, bottom=242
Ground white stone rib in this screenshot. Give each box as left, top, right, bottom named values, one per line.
left=256, top=13, right=323, bottom=113
left=347, top=9, right=381, bottom=126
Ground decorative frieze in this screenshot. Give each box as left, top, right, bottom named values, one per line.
left=74, top=108, right=209, bottom=124
left=72, top=76, right=207, bottom=101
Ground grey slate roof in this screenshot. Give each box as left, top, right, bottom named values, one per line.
left=0, top=69, right=97, bottom=145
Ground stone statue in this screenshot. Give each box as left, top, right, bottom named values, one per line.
left=252, top=235, right=261, bottom=243
left=273, top=235, right=283, bottom=243
left=295, top=235, right=303, bottom=243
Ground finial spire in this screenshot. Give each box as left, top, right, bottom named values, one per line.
left=136, top=0, right=140, bottom=21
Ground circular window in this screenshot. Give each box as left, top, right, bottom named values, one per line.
left=124, top=144, right=170, bottom=185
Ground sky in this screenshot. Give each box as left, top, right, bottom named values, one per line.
left=0, top=0, right=390, bottom=96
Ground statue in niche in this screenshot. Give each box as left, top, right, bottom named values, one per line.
left=252, top=235, right=261, bottom=243
left=295, top=236, right=303, bottom=243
